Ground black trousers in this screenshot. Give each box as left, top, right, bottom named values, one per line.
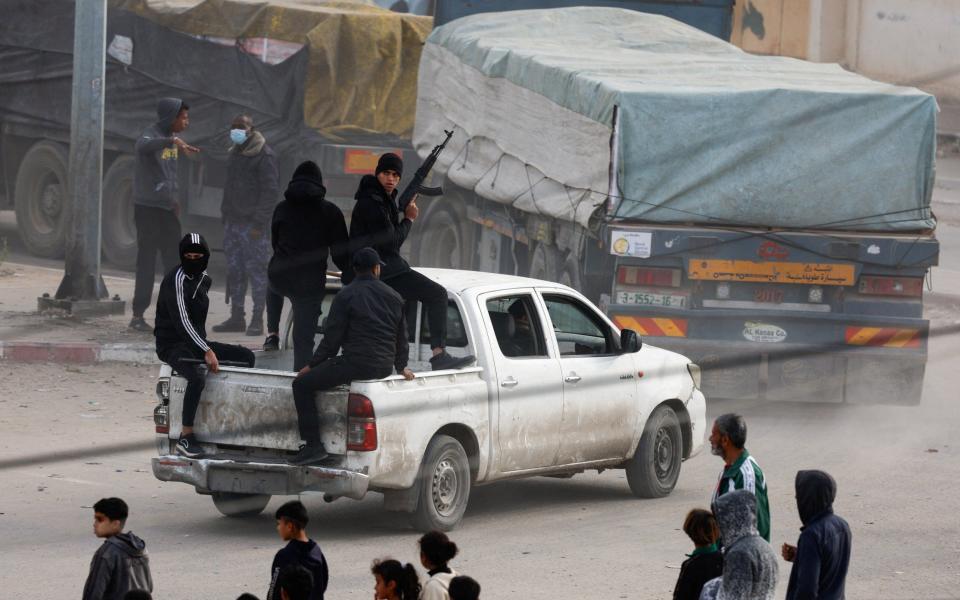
left=266, top=288, right=284, bottom=335
left=290, top=295, right=325, bottom=372
left=159, top=341, right=256, bottom=428
left=133, top=205, right=181, bottom=317
left=385, top=270, right=447, bottom=349
left=292, top=356, right=390, bottom=444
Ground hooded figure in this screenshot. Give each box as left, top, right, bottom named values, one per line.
left=82, top=532, right=153, bottom=600
left=785, top=470, right=851, bottom=600
left=134, top=97, right=186, bottom=210
left=700, top=490, right=778, bottom=600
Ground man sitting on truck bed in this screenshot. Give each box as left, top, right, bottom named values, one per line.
left=155, top=233, right=256, bottom=459
left=289, top=248, right=415, bottom=466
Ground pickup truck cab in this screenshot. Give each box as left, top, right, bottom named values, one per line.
left=152, top=269, right=706, bottom=531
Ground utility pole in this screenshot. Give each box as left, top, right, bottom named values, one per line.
left=44, top=0, right=124, bottom=316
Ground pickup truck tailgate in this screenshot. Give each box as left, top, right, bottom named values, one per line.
left=168, top=366, right=347, bottom=454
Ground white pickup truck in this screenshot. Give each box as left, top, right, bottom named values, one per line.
left=151, top=269, right=706, bottom=531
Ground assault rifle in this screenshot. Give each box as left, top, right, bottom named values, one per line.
left=398, top=129, right=454, bottom=212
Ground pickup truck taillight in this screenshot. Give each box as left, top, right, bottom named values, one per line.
left=347, top=393, right=377, bottom=452
left=617, top=266, right=681, bottom=288
left=154, top=403, right=169, bottom=434
left=859, top=276, right=923, bottom=297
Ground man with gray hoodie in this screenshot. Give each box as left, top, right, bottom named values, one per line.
left=700, top=489, right=778, bottom=600
left=129, top=97, right=199, bottom=332
left=82, top=497, right=152, bottom=600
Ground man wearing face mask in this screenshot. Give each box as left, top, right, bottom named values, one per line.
left=130, top=97, right=199, bottom=333
left=212, top=114, right=280, bottom=338
left=155, top=233, right=256, bottom=458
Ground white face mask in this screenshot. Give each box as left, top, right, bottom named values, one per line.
left=229, top=128, right=248, bottom=145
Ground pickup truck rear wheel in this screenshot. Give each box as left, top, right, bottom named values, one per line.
left=626, top=405, right=682, bottom=498
left=411, top=434, right=471, bottom=532
left=211, top=492, right=271, bottom=518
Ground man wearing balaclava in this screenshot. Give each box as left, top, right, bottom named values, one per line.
left=154, top=233, right=256, bottom=458
left=130, top=97, right=200, bottom=333
left=782, top=470, right=852, bottom=600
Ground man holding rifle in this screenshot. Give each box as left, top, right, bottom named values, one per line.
left=349, top=148, right=474, bottom=371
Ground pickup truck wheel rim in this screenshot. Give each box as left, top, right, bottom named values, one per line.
left=432, top=457, right=459, bottom=516
left=654, top=427, right=675, bottom=481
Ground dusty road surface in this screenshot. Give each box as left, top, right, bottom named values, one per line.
left=1, top=303, right=959, bottom=599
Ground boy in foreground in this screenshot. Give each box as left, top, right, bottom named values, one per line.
left=83, top=498, right=152, bottom=600
left=268, top=501, right=328, bottom=600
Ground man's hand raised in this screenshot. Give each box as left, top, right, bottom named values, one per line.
left=173, top=137, right=200, bottom=156
left=404, top=199, right=419, bottom=222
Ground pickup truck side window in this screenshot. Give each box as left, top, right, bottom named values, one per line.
left=486, top=295, right=547, bottom=358
left=542, top=294, right=614, bottom=356
left=405, top=300, right=469, bottom=348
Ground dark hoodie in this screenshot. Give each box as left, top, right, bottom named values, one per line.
left=786, top=470, right=852, bottom=600
left=154, top=233, right=212, bottom=355
left=267, top=539, right=328, bottom=600
left=348, top=174, right=412, bottom=280
left=134, top=97, right=184, bottom=210
left=268, top=162, right=351, bottom=298
left=82, top=532, right=153, bottom=600
left=701, top=489, right=778, bottom=600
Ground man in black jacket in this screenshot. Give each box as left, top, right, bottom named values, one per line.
left=289, top=248, right=414, bottom=465
left=268, top=161, right=351, bottom=372
left=268, top=501, right=328, bottom=600
left=782, top=470, right=851, bottom=600
left=155, top=233, right=255, bottom=458
left=83, top=497, right=152, bottom=600
left=130, top=97, right=199, bottom=332
left=213, top=114, right=280, bottom=337
left=349, top=153, right=474, bottom=371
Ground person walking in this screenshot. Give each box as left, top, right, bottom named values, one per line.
left=348, top=153, right=473, bottom=371
left=267, top=501, right=328, bottom=600
left=154, top=233, right=256, bottom=458
left=268, top=161, right=351, bottom=371
left=418, top=531, right=459, bottom=600
left=700, top=490, right=778, bottom=600
left=82, top=498, right=153, bottom=600
left=129, top=97, right=198, bottom=332
left=212, top=114, right=280, bottom=337
left=782, top=470, right=852, bottom=600
left=672, top=508, right=723, bottom=600
left=289, top=248, right=414, bottom=465
left=371, top=559, right=421, bottom=600
left=710, top=413, right=771, bottom=541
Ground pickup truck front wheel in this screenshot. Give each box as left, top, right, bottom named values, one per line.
left=211, top=492, right=271, bottom=518
left=625, top=405, right=682, bottom=498
left=411, top=435, right=471, bottom=532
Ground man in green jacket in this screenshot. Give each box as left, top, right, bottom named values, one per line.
left=709, top=413, right=771, bottom=542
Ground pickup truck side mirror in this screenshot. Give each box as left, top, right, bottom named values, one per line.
left=620, top=328, right=641, bottom=353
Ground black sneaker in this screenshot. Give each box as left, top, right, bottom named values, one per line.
left=175, top=434, right=205, bottom=459
left=288, top=442, right=328, bottom=466
left=430, top=351, right=476, bottom=371
left=128, top=316, right=151, bottom=332
left=212, top=315, right=246, bottom=333
left=263, top=334, right=280, bottom=351
left=246, top=318, right=264, bottom=337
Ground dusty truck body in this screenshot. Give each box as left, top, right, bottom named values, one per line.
left=152, top=269, right=706, bottom=530
left=0, top=0, right=430, bottom=266
left=411, top=8, right=940, bottom=404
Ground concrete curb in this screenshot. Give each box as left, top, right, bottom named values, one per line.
left=0, top=341, right=259, bottom=364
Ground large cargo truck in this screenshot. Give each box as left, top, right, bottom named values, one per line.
left=0, top=0, right=430, bottom=267
left=410, top=7, right=940, bottom=404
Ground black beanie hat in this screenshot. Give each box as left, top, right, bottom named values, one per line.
left=291, top=160, right=323, bottom=185
left=375, top=153, right=403, bottom=177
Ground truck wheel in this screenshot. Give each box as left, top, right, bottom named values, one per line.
left=419, top=209, right=462, bottom=269
left=558, top=251, right=583, bottom=291
left=211, top=492, right=271, bottom=518
left=625, top=405, right=682, bottom=498
left=528, top=242, right=560, bottom=282
left=14, top=141, right=69, bottom=258
left=101, top=155, right=137, bottom=268
left=410, top=434, right=471, bottom=532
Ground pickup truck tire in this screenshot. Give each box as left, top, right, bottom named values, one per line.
left=14, top=141, right=70, bottom=258
left=419, top=209, right=462, bottom=269
left=411, top=434, right=471, bottom=532
left=528, top=242, right=561, bottom=282
left=211, top=492, right=271, bottom=518
left=101, top=155, right=137, bottom=268
left=625, top=405, right=682, bottom=498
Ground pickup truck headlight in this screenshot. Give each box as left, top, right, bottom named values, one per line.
left=687, top=363, right=702, bottom=391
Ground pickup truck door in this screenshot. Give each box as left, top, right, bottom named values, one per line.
left=481, top=291, right=564, bottom=472
left=540, top=291, right=639, bottom=464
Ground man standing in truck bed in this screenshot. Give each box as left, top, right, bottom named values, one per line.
left=129, top=97, right=199, bottom=332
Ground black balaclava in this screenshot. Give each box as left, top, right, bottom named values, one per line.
left=795, top=469, right=837, bottom=526
left=179, top=233, right=210, bottom=277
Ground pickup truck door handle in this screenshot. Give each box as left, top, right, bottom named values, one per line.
left=564, top=374, right=582, bottom=384
left=501, top=377, right=519, bottom=388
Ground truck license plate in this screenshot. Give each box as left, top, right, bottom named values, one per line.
left=208, top=469, right=287, bottom=494
left=616, top=291, right=688, bottom=308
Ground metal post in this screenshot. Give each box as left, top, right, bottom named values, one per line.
left=51, top=0, right=121, bottom=314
